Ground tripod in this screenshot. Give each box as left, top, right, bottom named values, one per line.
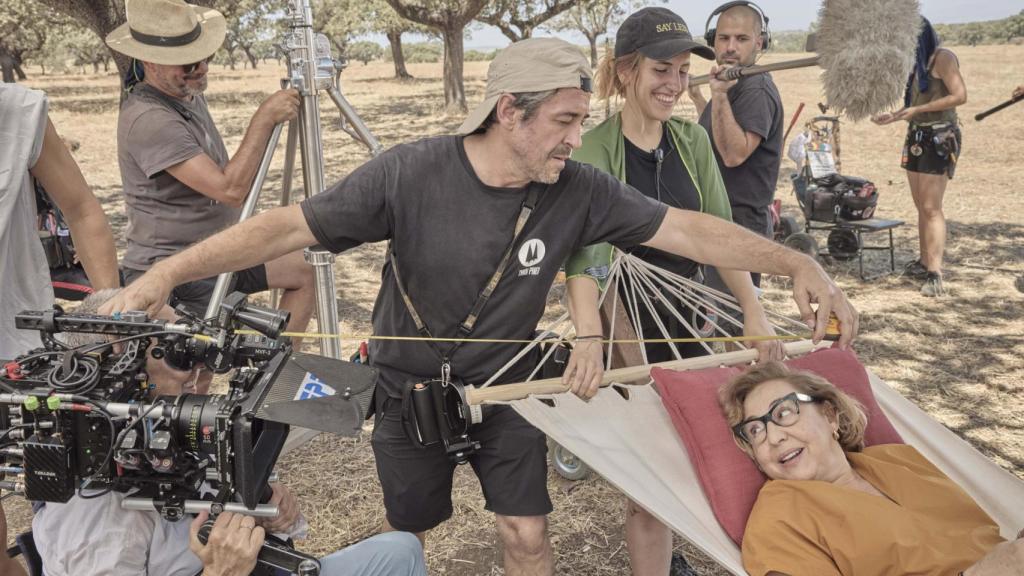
left=204, top=0, right=381, bottom=361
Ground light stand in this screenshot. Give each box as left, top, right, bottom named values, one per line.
left=205, top=0, right=381, bottom=365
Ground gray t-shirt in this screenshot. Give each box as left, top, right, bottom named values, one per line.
left=302, top=135, right=667, bottom=398
left=117, top=83, right=238, bottom=271
left=0, top=84, right=53, bottom=359
left=698, top=73, right=783, bottom=228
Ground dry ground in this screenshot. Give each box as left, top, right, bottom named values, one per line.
left=8, top=45, right=1023, bottom=575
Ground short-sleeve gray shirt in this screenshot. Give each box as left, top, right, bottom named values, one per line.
left=301, top=136, right=667, bottom=398
left=117, top=84, right=238, bottom=271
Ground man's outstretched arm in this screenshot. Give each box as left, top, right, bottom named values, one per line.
left=642, top=207, right=858, bottom=347
left=102, top=204, right=316, bottom=317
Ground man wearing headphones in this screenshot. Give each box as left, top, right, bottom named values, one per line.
left=689, top=1, right=783, bottom=288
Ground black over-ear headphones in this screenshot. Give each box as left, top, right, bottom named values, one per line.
left=704, top=1, right=771, bottom=51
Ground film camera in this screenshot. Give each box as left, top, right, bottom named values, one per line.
left=0, top=292, right=376, bottom=574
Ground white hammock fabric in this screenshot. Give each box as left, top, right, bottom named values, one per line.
left=507, top=370, right=1024, bottom=575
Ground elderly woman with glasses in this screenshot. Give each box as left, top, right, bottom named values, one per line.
left=719, top=362, right=1024, bottom=576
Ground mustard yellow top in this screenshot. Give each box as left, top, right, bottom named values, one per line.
left=742, top=444, right=1005, bottom=576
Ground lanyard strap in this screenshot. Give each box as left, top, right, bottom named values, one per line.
left=388, top=184, right=543, bottom=364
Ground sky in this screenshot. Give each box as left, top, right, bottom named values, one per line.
left=458, top=0, right=1024, bottom=49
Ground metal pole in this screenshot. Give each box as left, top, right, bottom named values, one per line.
left=280, top=120, right=298, bottom=208
left=204, top=123, right=284, bottom=320
left=291, top=0, right=342, bottom=360
left=270, top=119, right=299, bottom=310
left=327, top=86, right=382, bottom=155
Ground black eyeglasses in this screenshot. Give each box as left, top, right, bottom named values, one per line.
left=733, top=392, right=817, bottom=446
left=182, top=56, right=214, bottom=74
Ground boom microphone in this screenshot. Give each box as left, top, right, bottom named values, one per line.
left=816, top=0, right=920, bottom=120
left=691, top=0, right=920, bottom=122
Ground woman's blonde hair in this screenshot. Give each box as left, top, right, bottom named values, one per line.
left=718, top=361, right=868, bottom=455
left=594, top=49, right=642, bottom=102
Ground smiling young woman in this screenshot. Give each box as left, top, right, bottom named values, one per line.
left=560, top=7, right=782, bottom=576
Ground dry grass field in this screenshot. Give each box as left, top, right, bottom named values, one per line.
left=8, top=44, right=1024, bottom=575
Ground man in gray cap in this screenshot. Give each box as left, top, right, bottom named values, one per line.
left=105, top=0, right=314, bottom=345
left=105, top=36, right=857, bottom=573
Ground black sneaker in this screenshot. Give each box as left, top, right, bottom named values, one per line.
left=903, top=259, right=928, bottom=279
left=920, top=272, right=945, bottom=297
left=669, top=552, right=699, bottom=576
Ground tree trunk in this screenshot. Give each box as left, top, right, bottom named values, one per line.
left=441, top=24, right=467, bottom=114
left=242, top=46, right=258, bottom=70
left=387, top=30, right=412, bottom=79
left=0, top=52, right=16, bottom=83
left=93, top=61, right=100, bottom=73
left=14, top=59, right=27, bottom=81
left=587, top=34, right=598, bottom=68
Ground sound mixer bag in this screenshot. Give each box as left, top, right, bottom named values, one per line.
left=806, top=174, right=878, bottom=222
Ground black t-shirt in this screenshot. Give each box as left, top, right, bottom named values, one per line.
left=698, top=73, right=783, bottom=228
left=623, top=129, right=700, bottom=278
left=301, top=135, right=667, bottom=397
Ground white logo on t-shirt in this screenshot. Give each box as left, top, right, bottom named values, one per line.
left=518, top=239, right=546, bottom=268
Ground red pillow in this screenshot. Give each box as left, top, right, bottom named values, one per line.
left=652, top=347, right=902, bottom=546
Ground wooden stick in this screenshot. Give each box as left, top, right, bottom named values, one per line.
left=783, top=102, right=806, bottom=143
left=467, top=340, right=827, bottom=404
left=691, top=56, right=821, bottom=87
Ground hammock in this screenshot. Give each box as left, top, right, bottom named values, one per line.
left=504, top=363, right=1024, bottom=574
left=480, top=252, right=1024, bottom=574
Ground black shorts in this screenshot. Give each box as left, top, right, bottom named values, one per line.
left=371, top=393, right=552, bottom=533
left=123, top=265, right=269, bottom=315
left=901, top=123, right=961, bottom=179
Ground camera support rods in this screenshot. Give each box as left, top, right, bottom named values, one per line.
left=204, top=0, right=381, bottom=365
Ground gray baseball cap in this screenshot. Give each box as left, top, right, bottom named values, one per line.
left=459, top=38, right=593, bottom=135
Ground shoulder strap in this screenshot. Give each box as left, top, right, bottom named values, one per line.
left=389, top=184, right=543, bottom=363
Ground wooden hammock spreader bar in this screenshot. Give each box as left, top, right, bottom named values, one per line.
left=467, top=339, right=828, bottom=404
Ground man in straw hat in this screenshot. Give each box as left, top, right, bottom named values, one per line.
left=104, top=37, right=858, bottom=573
left=105, top=0, right=314, bottom=346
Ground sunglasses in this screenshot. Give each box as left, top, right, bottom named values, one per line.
left=182, top=56, right=214, bottom=74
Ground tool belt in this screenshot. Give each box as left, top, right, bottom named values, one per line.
left=910, top=121, right=961, bottom=178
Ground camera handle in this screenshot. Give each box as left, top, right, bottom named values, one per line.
left=198, top=518, right=321, bottom=576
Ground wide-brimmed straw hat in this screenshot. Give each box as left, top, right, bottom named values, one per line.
left=105, top=0, right=226, bottom=65
left=458, top=38, right=593, bottom=135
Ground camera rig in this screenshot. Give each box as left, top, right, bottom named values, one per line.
left=0, top=292, right=377, bottom=575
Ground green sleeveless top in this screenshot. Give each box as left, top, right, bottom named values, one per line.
left=910, top=49, right=958, bottom=126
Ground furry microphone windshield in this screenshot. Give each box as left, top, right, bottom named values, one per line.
left=816, top=0, right=920, bottom=121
